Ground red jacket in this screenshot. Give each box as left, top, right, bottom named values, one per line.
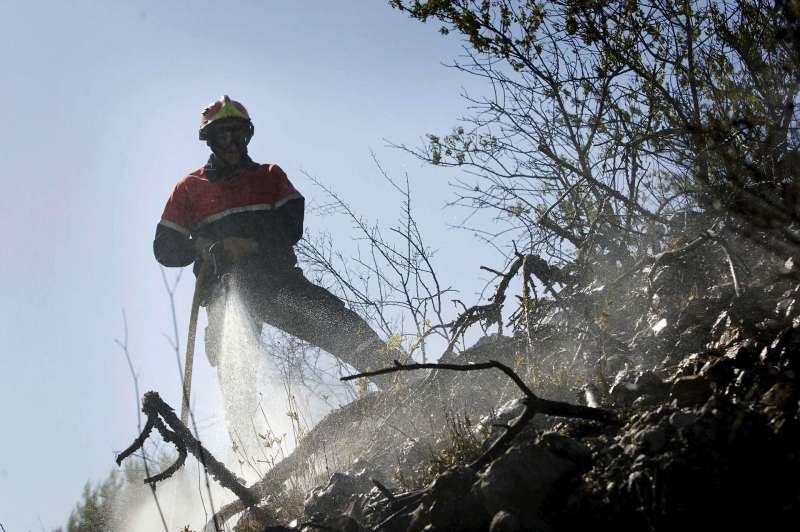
left=153, top=159, right=304, bottom=272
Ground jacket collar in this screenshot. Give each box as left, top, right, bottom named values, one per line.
left=204, top=153, right=259, bottom=182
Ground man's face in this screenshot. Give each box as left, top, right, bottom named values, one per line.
left=207, top=118, right=252, bottom=166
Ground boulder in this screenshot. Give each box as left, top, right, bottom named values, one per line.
left=474, top=433, right=588, bottom=520
left=670, top=374, right=712, bottom=407
left=610, top=371, right=668, bottom=406
left=406, top=466, right=487, bottom=532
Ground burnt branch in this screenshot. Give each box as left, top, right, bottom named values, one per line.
left=115, top=415, right=156, bottom=467
left=444, top=253, right=530, bottom=353
left=342, top=359, right=619, bottom=471
left=143, top=418, right=187, bottom=484
left=116, top=391, right=260, bottom=508
left=342, top=359, right=535, bottom=397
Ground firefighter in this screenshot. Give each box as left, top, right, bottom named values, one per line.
left=153, top=95, right=395, bottom=386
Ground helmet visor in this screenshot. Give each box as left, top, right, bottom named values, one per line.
left=207, top=120, right=253, bottom=147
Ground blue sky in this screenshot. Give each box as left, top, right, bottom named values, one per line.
left=0, top=1, right=500, bottom=529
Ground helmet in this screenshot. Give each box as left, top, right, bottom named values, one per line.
left=199, top=95, right=253, bottom=141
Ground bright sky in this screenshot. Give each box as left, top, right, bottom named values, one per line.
left=0, top=1, right=507, bottom=529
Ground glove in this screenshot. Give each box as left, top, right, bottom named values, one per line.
left=193, top=237, right=258, bottom=272
left=217, top=237, right=259, bottom=261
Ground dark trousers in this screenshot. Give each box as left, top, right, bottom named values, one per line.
left=204, top=266, right=386, bottom=373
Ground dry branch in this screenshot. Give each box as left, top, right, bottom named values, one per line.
left=116, top=391, right=260, bottom=508
left=343, top=359, right=619, bottom=471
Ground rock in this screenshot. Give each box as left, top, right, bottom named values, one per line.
left=539, top=432, right=592, bottom=467
left=488, top=510, right=555, bottom=532
left=672, top=352, right=713, bottom=379
left=303, top=515, right=362, bottom=532
left=651, top=317, right=669, bottom=335
left=760, top=327, right=800, bottom=371
left=776, top=297, right=796, bottom=319
left=632, top=394, right=657, bottom=407
left=733, top=368, right=754, bottom=389
left=636, top=426, right=669, bottom=453
left=603, top=354, right=631, bottom=375
left=709, top=311, right=745, bottom=349
left=609, top=372, right=640, bottom=406
left=670, top=375, right=712, bottom=407
left=303, top=470, right=373, bottom=521
left=668, top=411, right=699, bottom=431
left=635, top=371, right=669, bottom=400
left=625, top=470, right=654, bottom=507
left=429, top=464, right=478, bottom=496
left=489, top=511, right=520, bottom=532
left=610, top=371, right=668, bottom=406
left=761, top=382, right=796, bottom=410
left=700, top=356, right=735, bottom=387
left=723, top=342, right=758, bottom=368
left=474, top=433, right=585, bottom=520
left=426, top=495, right=486, bottom=531
left=675, top=324, right=708, bottom=353
left=420, top=466, right=486, bottom=531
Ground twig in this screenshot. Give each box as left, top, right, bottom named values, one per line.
left=479, top=265, right=506, bottom=277
left=159, top=266, right=221, bottom=529
left=116, top=416, right=157, bottom=465
left=607, top=227, right=716, bottom=289
left=649, top=232, right=712, bottom=273
left=444, top=256, right=528, bottom=353
left=114, top=311, right=169, bottom=531
left=715, top=238, right=742, bottom=297
left=372, top=479, right=397, bottom=504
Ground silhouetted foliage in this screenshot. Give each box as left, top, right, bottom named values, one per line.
left=390, top=0, right=800, bottom=259
left=65, top=471, right=123, bottom=532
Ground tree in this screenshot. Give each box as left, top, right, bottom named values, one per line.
left=383, top=0, right=800, bottom=363
left=390, top=0, right=800, bottom=263
left=64, top=471, right=124, bottom=532
left=61, top=450, right=177, bottom=532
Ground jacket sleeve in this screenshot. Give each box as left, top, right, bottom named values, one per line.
left=276, top=196, right=304, bottom=247
left=153, top=223, right=196, bottom=267
left=265, top=164, right=304, bottom=248
left=153, top=181, right=196, bottom=267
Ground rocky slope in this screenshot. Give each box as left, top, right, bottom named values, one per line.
left=233, top=243, right=800, bottom=532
